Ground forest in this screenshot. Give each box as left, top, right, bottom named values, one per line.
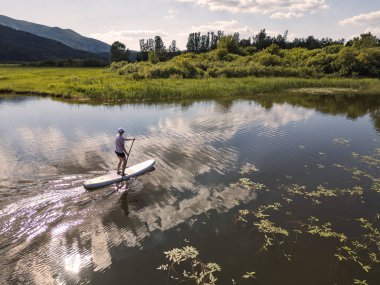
left=110, top=30, right=380, bottom=79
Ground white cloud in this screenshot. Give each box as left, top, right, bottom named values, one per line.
left=365, top=27, right=380, bottom=37
left=177, top=0, right=328, bottom=18
left=339, top=10, right=380, bottom=38
left=91, top=19, right=292, bottom=50
left=163, top=8, right=176, bottom=19
left=91, top=30, right=172, bottom=50
left=189, top=20, right=282, bottom=38
left=339, top=10, right=380, bottom=26
left=190, top=20, right=241, bottom=32
left=270, top=11, right=303, bottom=19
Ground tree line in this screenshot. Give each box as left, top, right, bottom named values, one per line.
left=110, top=29, right=379, bottom=63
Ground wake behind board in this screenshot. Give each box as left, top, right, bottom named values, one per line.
left=83, top=159, right=155, bottom=189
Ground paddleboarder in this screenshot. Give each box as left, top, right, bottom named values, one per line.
left=115, top=127, right=134, bottom=176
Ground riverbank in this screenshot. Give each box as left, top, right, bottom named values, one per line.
left=1, top=66, right=379, bottom=102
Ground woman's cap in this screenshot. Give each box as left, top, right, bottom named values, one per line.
left=118, top=127, right=125, bottom=133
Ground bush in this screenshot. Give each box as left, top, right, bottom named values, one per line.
left=109, top=44, right=380, bottom=79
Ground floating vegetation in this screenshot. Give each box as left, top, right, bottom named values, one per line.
left=371, top=179, right=380, bottom=193
left=254, top=219, right=289, bottom=237
left=158, top=246, right=221, bottom=285
left=286, top=184, right=306, bottom=196
left=238, top=202, right=290, bottom=251
left=307, top=216, right=347, bottom=242
left=333, top=137, right=351, bottom=146
left=352, top=152, right=360, bottom=158
left=335, top=217, right=380, bottom=273
left=240, top=163, right=259, bottom=174
left=353, top=280, right=368, bottom=285
left=234, top=150, right=380, bottom=281
left=230, top=178, right=267, bottom=191
left=360, top=156, right=380, bottom=167
left=242, top=271, right=256, bottom=279
left=162, top=148, right=380, bottom=284
left=334, top=149, right=380, bottom=197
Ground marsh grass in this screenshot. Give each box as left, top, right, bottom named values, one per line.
left=0, top=66, right=380, bottom=102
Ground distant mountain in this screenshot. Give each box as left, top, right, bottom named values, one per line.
left=0, top=15, right=110, bottom=54
left=0, top=25, right=104, bottom=61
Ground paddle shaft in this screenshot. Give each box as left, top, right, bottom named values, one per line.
left=119, top=138, right=135, bottom=182
left=125, top=138, right=135, bottom=167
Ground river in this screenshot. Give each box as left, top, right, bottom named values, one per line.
left=1, top=94, right=379, bottom=284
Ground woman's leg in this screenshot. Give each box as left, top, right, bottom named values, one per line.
left=121, top=156, right=127, bottom=175
left=117, top=157, right=122, bottom=174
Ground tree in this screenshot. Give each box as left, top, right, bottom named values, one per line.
left=168, top=40, right=178, bottom=53
left=350, top=33, right=379, bottom=49
left=334, top=47, right=360, bottom=76
left=110, top=41, right=129, bottom=62
left=253, top=29, right=272, bottom=50
left=154, top=36, right=166, bottom=61
left=217, top=35, right=240, bottom=54
left=239, top=38, right=251, bottom=48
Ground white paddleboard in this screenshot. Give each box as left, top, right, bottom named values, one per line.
left=83, top=159, right=155, bottom=189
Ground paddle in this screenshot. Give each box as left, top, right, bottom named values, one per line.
left=120, top=138, right=135, bottom=182
left=125, top=138, right=135, bottom=168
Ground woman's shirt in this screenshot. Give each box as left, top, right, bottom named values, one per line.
left=115, top=134, right=125, bottom=153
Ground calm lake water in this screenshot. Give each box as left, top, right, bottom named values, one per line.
left=0, top=94, right=380, bottom=285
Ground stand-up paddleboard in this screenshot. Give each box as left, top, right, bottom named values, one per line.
left=83, top=159, right=155, bottom=189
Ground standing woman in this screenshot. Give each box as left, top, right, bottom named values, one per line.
left=115, top=127, right=134, bottom=176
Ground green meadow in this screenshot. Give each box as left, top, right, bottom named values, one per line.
left=0, top=66, right=379, bottom=102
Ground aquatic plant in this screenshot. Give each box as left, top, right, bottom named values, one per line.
left=333, top=137, right=351, bottom=145
left=306, top=216, right=347, bottom=242
left=239, top=163, right=259, bottom=174
left=353, top=280, right=368, bottom=285
left=254, top=219, right=289, bottom=237
left=335, top=216, right=380, bottom=273
left=230, top=178, right=267, bottom=191
left=158, top=245, right=221, bottom=285
left=242, top=271, right=256, bottom=279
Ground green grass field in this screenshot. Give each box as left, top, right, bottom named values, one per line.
left=0, top=66, right=379, bottom=102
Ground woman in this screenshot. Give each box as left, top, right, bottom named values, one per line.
left=115, top=127, right=134, bottom=176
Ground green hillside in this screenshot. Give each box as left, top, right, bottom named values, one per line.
left=0, top=25, right=104, bottom=61
left=0, top=14, right=109, bottom=53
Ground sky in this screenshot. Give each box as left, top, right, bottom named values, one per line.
left=1, top=0, right=380, bottom=50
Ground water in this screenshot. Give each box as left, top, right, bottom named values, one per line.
left=0, top=94, right=379, bottom=284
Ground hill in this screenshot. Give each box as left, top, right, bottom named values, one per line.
left=0, top=25, right=104, bottom=61
left=0, top=15, right=109, bottom=54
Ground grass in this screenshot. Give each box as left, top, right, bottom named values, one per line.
left=1, top=66, right=380, bottom=102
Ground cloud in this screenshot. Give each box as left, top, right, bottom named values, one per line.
left=91, top=30, right=172, bottom=50
left=365, top=27, right=380, bottom=37
left=339, top=10, right=380, bottom=26
left=270, top=11, right=303, bottom=19
left=190, top=20, right=243, bottom=32
left=339, top=10, right=380, bottom=38
left=188, top=20, right=284, bottom=39
left=177, top=0, right=328, bottom=18
left=163, top=8, right=176, bottom=19
left=91, top=20, right=287, bottom=51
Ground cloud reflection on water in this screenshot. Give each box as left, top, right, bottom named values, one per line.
left=0, top=99, right=316, bottom=283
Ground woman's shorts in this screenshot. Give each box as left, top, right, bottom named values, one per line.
left=115, top=151, right=126, bottom=158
